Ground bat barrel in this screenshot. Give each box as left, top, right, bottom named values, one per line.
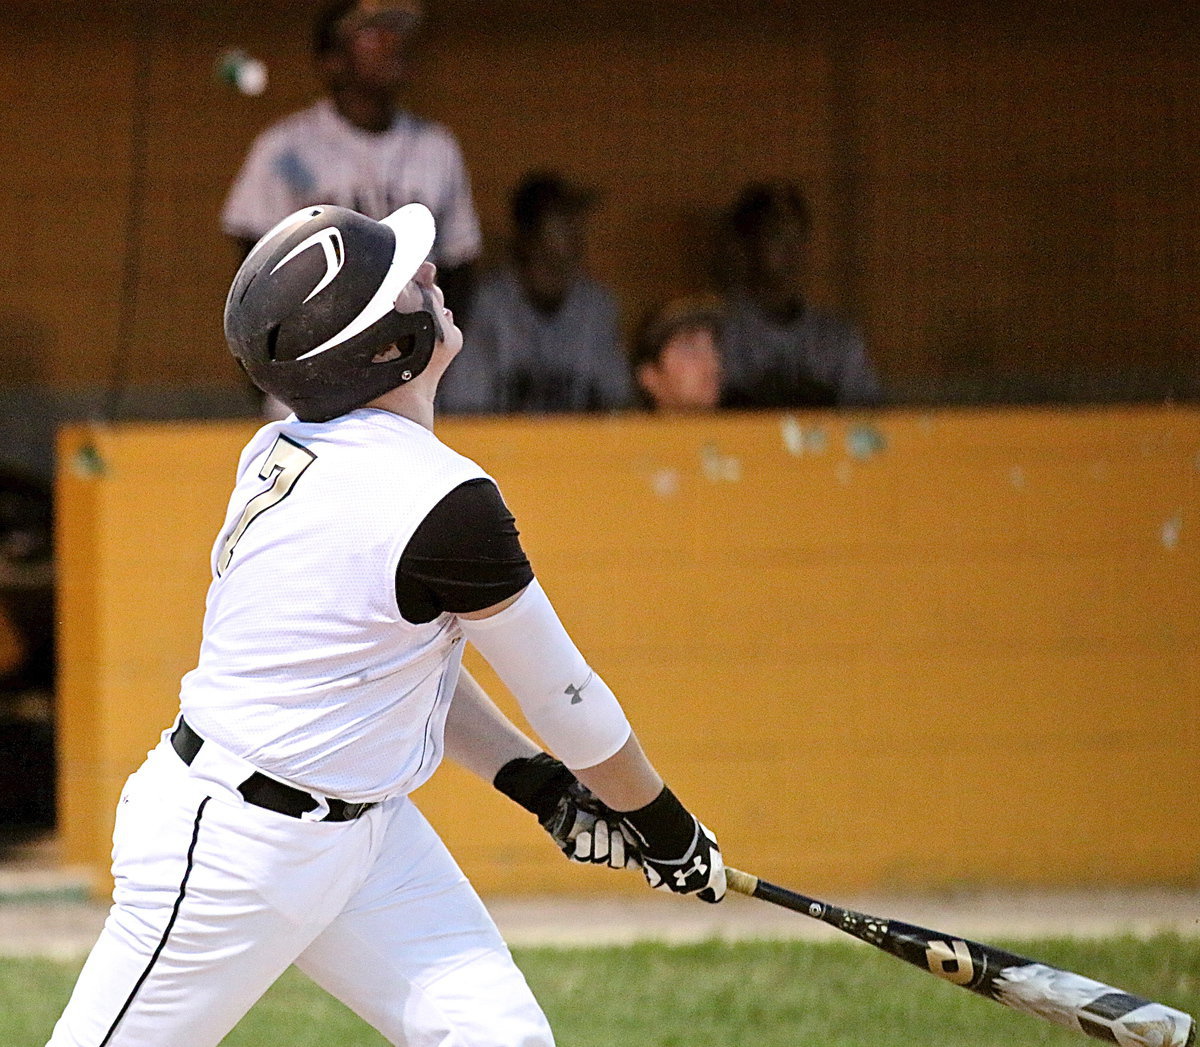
left=724, top=868, right=1195, bottom=1047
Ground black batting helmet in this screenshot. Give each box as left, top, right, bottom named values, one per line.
left=224, top=203, right=438, bottom=422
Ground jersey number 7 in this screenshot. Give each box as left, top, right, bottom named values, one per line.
left=217, top=435, right=317, bottom=576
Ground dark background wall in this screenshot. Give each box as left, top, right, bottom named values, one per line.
left=1, top=0, right=1197, bottom=474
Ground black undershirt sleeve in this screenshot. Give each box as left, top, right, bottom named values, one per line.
left=396, top=478, right=535, bottom=624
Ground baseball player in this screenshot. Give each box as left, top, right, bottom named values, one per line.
left=45, top=202, right=724, bottom=1047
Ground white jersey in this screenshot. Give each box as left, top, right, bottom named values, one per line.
left=221, top=99, right=482, bottom=268
left=179, top=408, right=488, bottom=802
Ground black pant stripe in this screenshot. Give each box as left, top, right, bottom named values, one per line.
left=97, top=796, right=210, bottom=1047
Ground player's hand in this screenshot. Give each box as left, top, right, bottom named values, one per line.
left=619, top=786, right=726, bottom=903
left=493, top=753, right=641, bottom=870
left=543, top=778, right=641, bottom=869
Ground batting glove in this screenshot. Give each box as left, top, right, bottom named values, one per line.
left=493, top=753, right=641, bottom=870
left=620, top=786, right=726, bottom=903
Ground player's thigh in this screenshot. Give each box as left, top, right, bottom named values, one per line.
left=45, top=902, right=302, bottom=1047
left=48, top=747, right=371, bottom=1047
left=296, top=798, right=554, bottom=1047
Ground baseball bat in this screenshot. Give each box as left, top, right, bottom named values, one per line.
left=725, top=867, right=1195, bottom=1047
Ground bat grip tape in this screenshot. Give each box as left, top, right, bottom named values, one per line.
left=725, top=867, right=760, bottom=897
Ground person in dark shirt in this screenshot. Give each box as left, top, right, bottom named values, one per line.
left=719, top=180, right=882, bottom=409
left=438, top=171, right=632, bottom=414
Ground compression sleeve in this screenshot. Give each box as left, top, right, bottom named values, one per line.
left=396, top=478, right=534, bottom=624
left=456, top=579, right=632, bottom=770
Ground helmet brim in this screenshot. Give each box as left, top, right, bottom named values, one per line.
left=380, top=201, right=437, bottom=290
left=295, top=202, right=436, bottom=361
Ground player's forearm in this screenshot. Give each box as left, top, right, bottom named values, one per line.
left=570, top=731, right=663, bottom=812
left=457, top=580, right=632, bottom=770
left=444, top=667, right=540, bottom=782
left=456, top=581, right=664, bottom=808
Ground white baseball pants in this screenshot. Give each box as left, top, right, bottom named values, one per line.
left=46, top=738, right=554, bottom=1047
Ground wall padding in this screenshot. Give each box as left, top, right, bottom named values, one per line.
left=56, top=407, right=1199, bottom=895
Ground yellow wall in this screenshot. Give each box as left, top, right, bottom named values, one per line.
left=56, top=407, right=1199, bottom=896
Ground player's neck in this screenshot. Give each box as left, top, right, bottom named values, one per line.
left=364, top=384, right=436, bottom=431
left=362, top=341, right=454, bottom=431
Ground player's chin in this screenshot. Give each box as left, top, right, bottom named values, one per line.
left=437, top=328, right=465, bottom=360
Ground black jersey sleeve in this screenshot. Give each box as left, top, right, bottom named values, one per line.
left=396, top=477, right=535, bottom=624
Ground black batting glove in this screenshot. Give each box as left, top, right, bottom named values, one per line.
left=620, top=785, right=726, bottom=902
left=493, top=753, right=640, bottom=870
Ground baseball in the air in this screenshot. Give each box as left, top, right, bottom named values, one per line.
left=215, top=48, right=268, bottom=96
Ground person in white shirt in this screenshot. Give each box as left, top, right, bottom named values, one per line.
left=44, top=201, right=724, bottom=1047
left=221, top=0, right=481, bottom=314
left=223, top=0, right=483, bottom=422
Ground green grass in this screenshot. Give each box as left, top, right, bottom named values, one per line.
left=4, top=935, right=1197, bottom=1046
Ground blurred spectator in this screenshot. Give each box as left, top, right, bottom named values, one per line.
left=438, top=171, right=633, bottom=414
left=0, top=463, right=55, bottom=831
left=719, top=180, right=882, bottom=409
left=630, top=296, right=724, bottom=412
left=221, top=0, right=482, bottom=319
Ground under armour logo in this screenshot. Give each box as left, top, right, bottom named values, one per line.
left=564, top=671, right=594, bottom=705
left=674, top=855, right=708, bottom=887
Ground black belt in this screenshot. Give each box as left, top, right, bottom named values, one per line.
left=170, top=718, right=375, bottom=822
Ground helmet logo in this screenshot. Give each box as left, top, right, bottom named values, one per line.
left=270, top=227, right=346, bottom=304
